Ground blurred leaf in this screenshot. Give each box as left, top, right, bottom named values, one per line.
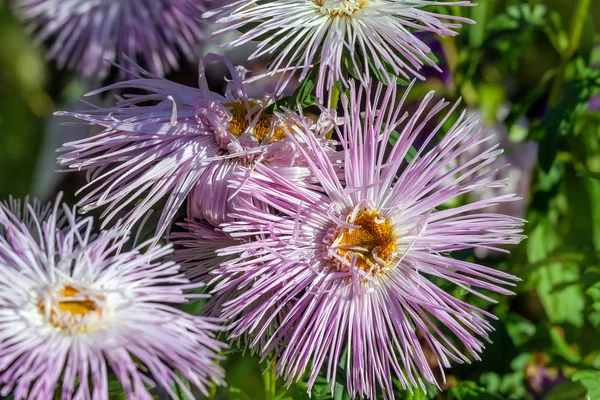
left=228, top=387, right=253, bottom=400
left=538, top=263, right=585, bottom=326
left=333, top=382, right=351, bottom=400
left=549, top=327, right=582, bottom=365
left=108, top=378, right=126, bottom=399
left=543, top=380, right=586, bottom=400
left=480, top=353, right=532, bottom=398
left=505, top=313, right=537, bottom=348
left=579, top=171, right=600, bottom=181
left=484, top=4, right=547, bottom=47
left=478, top=319, right=519, bottom=376
left=572, top=370, right=600, bottom=399
left=447, top=381, right=503, bottom=400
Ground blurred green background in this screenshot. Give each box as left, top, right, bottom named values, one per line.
left=1, top=0, right=600, bottom=399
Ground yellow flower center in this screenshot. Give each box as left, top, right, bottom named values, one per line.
left=224, top=101, right=287, bottom=143
left=57, top=286, right=98, bottom=316
left=313, top=0, right=367, bottom=17
left=40, top=285, right=103, bottom=332
left=334, top=209, right=397, bottom=273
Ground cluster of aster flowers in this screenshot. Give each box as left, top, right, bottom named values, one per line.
left=2, top=0, right=527, bottom=398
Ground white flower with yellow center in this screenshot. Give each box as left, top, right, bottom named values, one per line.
left=0, top=196, right=225, bottom=399
left=206, top=0, right=474, bottom=101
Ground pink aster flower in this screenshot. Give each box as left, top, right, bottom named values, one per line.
left=205, top=0, right=473, bottom=101
left=58, top=54, right=335, bottom=236
left=0, top=195, right=225, bottom=399
left=211, top=83, right=525, bottom=398
left=14, top=0, right=208, bottom=79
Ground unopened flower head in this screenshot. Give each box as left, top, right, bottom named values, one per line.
left=211, top=83, right=525, bottom=398
left=205, top=0, right=473, bottom=101
left=0, top=195, right=225, bottom=399
left=14, top=0, right=208, bottom=79
left=58, top=54, right=335, bottom=236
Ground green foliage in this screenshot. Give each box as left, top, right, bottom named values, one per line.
left=533, top=60, right=600, bottom=172
left=572, top=370, right=600, bottom=399
left=447, top=381, right=503, bottom=400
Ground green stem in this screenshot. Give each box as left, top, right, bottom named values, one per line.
left=548, top=0, right=591, bottom=106
left=263, top=362, right=277, bottom=400
left=326, top=83, right=341, bottom=139
left=208, top=382, right=217, bottom=400
left=207, top=358, right=221, bottom=400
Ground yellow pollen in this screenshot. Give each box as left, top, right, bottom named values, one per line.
left=57, top=286, right=98, bottom=316
left=335, top=209, right=397, bottom=272
left=224, top=101, right=287, bottom=143
left=40, top=285, right=103, bottom=332
left=313, top=0, right=367, bottom=16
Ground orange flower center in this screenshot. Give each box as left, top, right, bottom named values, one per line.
left=334, top=209, right=397, bottom=273
left=224, top=101, right=287, bottom=143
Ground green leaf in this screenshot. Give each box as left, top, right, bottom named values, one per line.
left=270, top=67, right=319, bottom=113
left=365, top=55, right=410, bottom=87
left=447, top=381, right=503, bottom=400
left=228, top=386, right=253, bottom=400
left=572, top=370, right=600, bottom=399
left=543, top=381, right=586, bottom=400
left=533, top=59, right=600, bottom=172
left=579, top=171, right=600, bottom=181
left=484, top=4, right=547, bottom=47
left=108, top=379, right=126, bottom=399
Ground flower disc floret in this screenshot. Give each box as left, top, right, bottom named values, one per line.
left=224, top=101, right=287, bottom=143
left=40, top=285, right=105, bottom=333
left=328, top=208, right=398, bottom=274
left=313, top=0, right=367, bottom=17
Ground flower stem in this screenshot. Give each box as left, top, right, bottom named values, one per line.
left=263, top=362, right=277, bottom=400
left=548, top=0, right=591, bottom=106
left=208, top=382, right=217, bottom=400
left=326, top=83, right=341, bottom=139
left=207, top=358, right=221, bottom=400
